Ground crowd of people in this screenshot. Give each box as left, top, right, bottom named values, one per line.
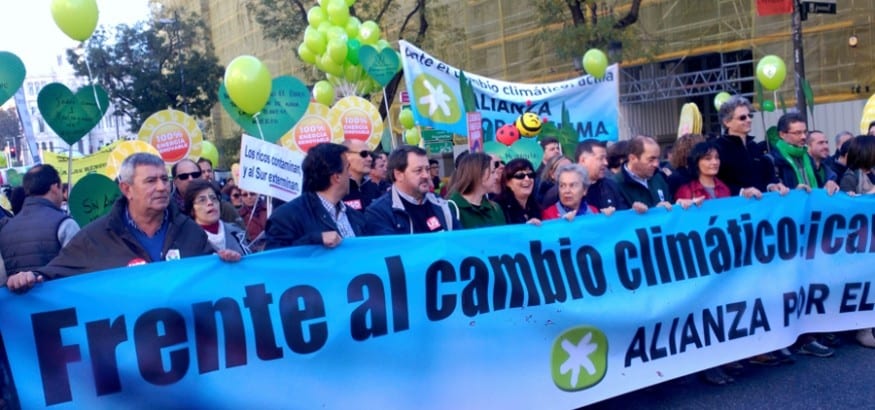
left=1, top=95, right=875, bottom=392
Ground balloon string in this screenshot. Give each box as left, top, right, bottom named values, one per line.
left=82, top=48, right=104, bottom=113
left=254, top=113, right=266, bottom=140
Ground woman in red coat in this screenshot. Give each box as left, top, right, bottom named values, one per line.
left=675, top=141, right=731, bottom=204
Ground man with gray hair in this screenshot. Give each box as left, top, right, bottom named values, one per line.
left=7, top=153, right=238, bottom=292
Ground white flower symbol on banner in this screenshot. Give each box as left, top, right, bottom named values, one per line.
left=559, top=331, right=599, bottom=387
left=418, top=79, right=452, bottom=117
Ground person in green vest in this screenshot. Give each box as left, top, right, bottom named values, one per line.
left=447, top=153, right=506, bottom=229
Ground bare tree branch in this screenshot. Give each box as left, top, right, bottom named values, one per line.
left=614, top=0, right=640, bottom=29
left=566, top=0, right=586, bottom=26
left=399, top=0, right=423, bottom=39
left=375, top=0, right=393, bottom=22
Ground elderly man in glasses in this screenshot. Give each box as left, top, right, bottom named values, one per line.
left=341, top=139, right=374, bottom=212
left=6, top=153, right=239, bottom=292
left=172, top=159, right=242, bottom=227
left=714, top=96, right=789, bottom=199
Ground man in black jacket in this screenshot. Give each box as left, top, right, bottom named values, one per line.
left=265, top=143, right=366, bottom=249
left=6, top=153, right=237, bottom=292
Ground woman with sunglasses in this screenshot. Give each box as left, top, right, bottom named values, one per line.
left=238, top=189, right=267, bottom=248
left=222, top=184, right=243, bottom=209
left=495, top=158, right=542, bottom=225
left=447, top=153, right=506, bottom=229
left=184, top=179, right=249, bottom=256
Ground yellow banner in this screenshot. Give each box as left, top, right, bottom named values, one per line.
left=43, top=150, right=111, bottom=185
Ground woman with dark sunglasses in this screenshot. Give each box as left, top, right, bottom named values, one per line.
left=495, top=158, right=542, bottom=225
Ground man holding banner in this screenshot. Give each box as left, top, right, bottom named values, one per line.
left=264, top=143, right=366, bottom=249
left=6, top=153, right=236, bottom=292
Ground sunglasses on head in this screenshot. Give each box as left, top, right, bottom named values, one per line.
left=511, top=172, right=536, bottom=180
left=350, top=150, right=371, bottom=158
left=493, top=160, right=505, bottom=170
left=176, top=171, right=202, bottom=180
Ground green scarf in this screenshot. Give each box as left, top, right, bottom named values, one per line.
left=775, top=140, right=818, bottom=188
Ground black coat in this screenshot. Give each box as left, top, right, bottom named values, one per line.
left=264, top=192, right=366, bottom=249
left=714, top=134, right=778, bottom=194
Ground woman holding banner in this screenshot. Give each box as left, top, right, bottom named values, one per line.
left=495, top=158, right=542, bottom=225
left=185, top=179, right=249, bottom=256
left=542, top=164, right=599, bottom=221
left=447, top=153, right=506, bottom=229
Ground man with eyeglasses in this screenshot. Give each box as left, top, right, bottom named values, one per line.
left=365, top=145, right=460, bottom=235
left=771, top=113, right=839, bottom=195
left=6, top=153, right=238, bottom=292
left=264, top=143, right=366, bottom=249
left=714, top=95, right=789, bottom=199
left=341, top=139, right=374, bottom=212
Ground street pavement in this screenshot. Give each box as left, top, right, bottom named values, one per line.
left=587, top=332, right=874, bottom=409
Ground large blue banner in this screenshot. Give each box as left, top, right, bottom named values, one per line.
left=1, top=190, right=874, bottom=409
left=399, top=40, right=620, bottom=142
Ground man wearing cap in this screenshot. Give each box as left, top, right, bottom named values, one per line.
left=6, top=153, right=239, bottom=292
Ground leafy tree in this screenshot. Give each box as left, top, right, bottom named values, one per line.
left=535, top=0, right=646, bottom=62
left=67, top=10, right=224, bottom=132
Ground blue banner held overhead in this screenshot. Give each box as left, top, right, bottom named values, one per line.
left=399, top=40, right=620, bottom=142
left=1, top=190, right=874, bottom=409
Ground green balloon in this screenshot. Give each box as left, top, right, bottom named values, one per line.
left=37, top=83, right=109, bottom=145
left=320, top=54, right=344, bottom=77
left=313, top=80, right=335, bottom=106
left=298, top=43, right=317, bottom=65
left=326, top=0, right=350, bottom=26
left=582, top=49, right=608, bottom=79
left=345, top=17, right=361, bottom=39
left=762, top=99, right=776, bottom=112
left=219, top=76, right=311, bottom=143
left=358, top=45, right=400, bottom=87
left=69, top=173, right=121, bottom=227
left=346, top=38, right=362, bottom=64
left=404, top=128, right=421, bottom=145
left=756, top=55, right=787, bottom=91
left=307, top=6, right=327, bottom=28
left=0, top=52, right=26, bottom=106
left=713, top=91, right=731, bottom=110
left=327, top=39, right=348, bottom=64
left=399, top=109, right=415, bottom=129
left=359, top=20, right=381, bottom=45
left=304, top=29, right=327, bottom=55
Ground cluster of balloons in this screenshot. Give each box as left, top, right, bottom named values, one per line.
left=582, top=49, right=608, bottom=79
left=299, top=0, right=387, bottom=97
left=51, top=0, right=99, bottom=42
left=224, top=55, right=272, bottom=115
left=398, top=108, right=420, bottom=145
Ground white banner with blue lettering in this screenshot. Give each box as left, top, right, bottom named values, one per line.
left=1, top=190, right=874, bottom=409
left=398, top=40, right=619, bottom=142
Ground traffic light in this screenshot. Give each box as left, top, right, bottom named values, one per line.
left=9, top=146, right=16, bottom=159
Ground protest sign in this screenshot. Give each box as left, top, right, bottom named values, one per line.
left=238, top=134, right=304, bottom=202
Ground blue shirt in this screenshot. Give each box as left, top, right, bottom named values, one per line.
left=124, top=208, right=170, bottom=262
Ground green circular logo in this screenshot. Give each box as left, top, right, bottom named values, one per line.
left=551, top=325, right=608, bottom=391
left=412, top=73, right=461, bottom=124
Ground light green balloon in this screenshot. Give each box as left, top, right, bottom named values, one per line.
left=713, top=91, right=731, bottom=110
left=298, top=43, right=317, bottom=65
left=756, top=55, right=787, bottom=91
left=404, top=128, right=421, bottom=145
left=307, top=6, right=327, bottom=28
left=359, top=20, right=381, bottom=45
left=399, top=108, right=415, bottom=129
left=320, top=54, right=344, bottom=77
left=317, top=21, right=333, bottom=33
left=327, top=39, right=348, bottom=65
left=326, top=0, right=350, bottom=26
left=345, top=17, right=361, bottom=39
left=304, top=29, right=327, bottom=55
left=313, top=80, right=335, bottom=106
left=345, top=0, right=355, bottom=6
left=376, top=39, right=390, bottom=50
left=326, top=26, right=347, bottom=43
left=582, top=49, right=608, bottom=79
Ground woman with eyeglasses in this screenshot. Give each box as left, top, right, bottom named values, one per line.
left=495, top=158, right=542, bottom=225
left=238, top=189, right=267, bottom=247
left=184, top=179, right=249, bottom=256
left=447, top=153, right=506, bottom=229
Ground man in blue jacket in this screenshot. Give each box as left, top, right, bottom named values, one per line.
left=264, top=143, right=366, bottom=249
left=365, top=145, right=460, bottom=235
